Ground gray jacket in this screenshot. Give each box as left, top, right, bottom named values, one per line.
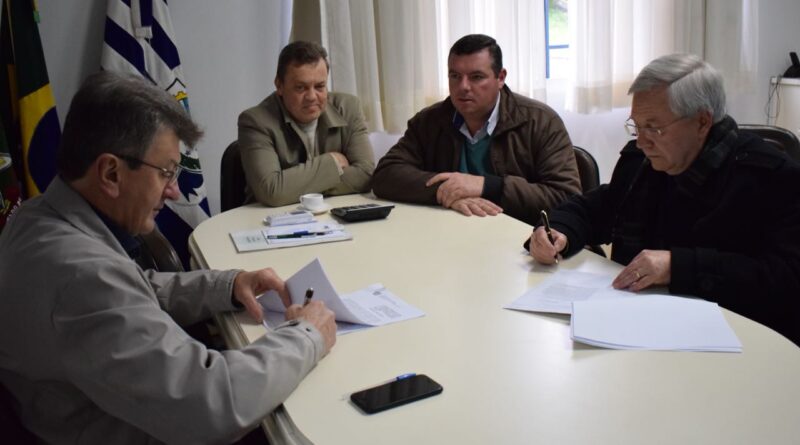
left=0, top=177, right=325, bottom=444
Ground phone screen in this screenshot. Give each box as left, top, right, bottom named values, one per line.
left=350, top=374, right=443, bottom=414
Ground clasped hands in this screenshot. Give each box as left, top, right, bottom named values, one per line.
left=232, top=268, right=336, bottom=354
left=528, top=226, right=671, bottom=292
left=329, top=152, right=350, bottom=169
left=426, top=172, right=502, bottom=217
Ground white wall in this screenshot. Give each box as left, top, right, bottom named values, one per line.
left=37, top=0, right=800, bottom=209
left=38, top=0, right=287, bottom=215
left=168, top=1, right=287, bottom=215
left=38, top=0, right=106, bottom=131
left=727, top=0, right=800, bottom=126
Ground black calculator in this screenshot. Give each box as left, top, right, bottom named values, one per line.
left=330, top=203, right=395, bottom=222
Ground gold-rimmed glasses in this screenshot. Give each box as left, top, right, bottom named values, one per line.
left=119, top=155, right=182, bottom=185
left=624, top=116, right=687, bottom=137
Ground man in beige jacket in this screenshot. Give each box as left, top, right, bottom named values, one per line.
left=238, top=41, right=374, bottom=207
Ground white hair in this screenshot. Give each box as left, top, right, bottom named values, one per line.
left=629, top=53, right=727, bottom=123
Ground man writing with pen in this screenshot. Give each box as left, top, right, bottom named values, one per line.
left=0, top=72, right=339, bottom=444
left=528, top=54, right=800, bottom=346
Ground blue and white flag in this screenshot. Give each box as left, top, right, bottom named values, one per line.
left=102, top=0, right=209, bottom=269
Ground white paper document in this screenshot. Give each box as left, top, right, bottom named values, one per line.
left=258, top=258, right=425, bottom=334
left=571, top=295, right=742, bottom=352
left=230, top=222, right=351, bottom=252
left=505, top=270, right=637, bottom=314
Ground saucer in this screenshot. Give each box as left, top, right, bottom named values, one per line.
left=297, top=204, right=330, bottom=215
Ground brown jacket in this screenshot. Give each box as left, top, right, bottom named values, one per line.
left=372, top=86, right=581, bottom=225
left=238, top=92, right=374, bottom=206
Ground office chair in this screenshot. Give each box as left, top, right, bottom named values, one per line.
left=739, top=124, right=800, bottom=162
left=573, top=145, right=601, bottom=192
left=572, top=146, right=606, bottom=257
left=135, top=228, right=226, bottom=349
left=220, top=140, right=248, bottom=212
left=137, top=227, right=184, bottom=272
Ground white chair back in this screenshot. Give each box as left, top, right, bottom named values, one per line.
left=368, top=132, right=402, bottom=162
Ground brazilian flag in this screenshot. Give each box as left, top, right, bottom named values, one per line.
left=0, top=0, right=60, bottom=199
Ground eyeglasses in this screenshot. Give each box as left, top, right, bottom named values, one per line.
left=624, top=116, right=687, bottom=137
left=119, top=155, right=182, bottom=185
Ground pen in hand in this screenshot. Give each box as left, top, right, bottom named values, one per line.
left=540, top=210, right=559, bottom=264
left=303, top=287, right=314, bottom=307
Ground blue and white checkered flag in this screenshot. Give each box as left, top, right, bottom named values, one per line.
left=102, top=0, right=209, bottom=269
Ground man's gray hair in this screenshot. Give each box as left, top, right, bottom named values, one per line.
left=57, top=71, right=203, bottom=181
left=628, top=53, right=726, bottom=124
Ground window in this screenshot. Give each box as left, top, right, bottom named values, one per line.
left=545, top=0, right=569, bottom=79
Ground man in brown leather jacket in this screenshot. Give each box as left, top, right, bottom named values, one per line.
left=372, top=34, right=580, bottom=225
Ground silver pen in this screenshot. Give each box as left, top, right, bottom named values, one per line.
left=303, top=287, right=314, bottom=306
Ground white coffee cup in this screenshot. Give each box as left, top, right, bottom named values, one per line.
left=300, top=193, right=325, bottom=211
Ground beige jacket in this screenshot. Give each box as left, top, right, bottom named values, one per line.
left=238, top=92, right=374, bottom=206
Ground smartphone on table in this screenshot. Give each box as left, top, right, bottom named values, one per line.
left=350, top=374, right=443, bottom=414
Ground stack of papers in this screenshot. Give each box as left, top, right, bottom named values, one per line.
left=230, top=222, right=351, bottom=252
left=571, top=295, right=742, bottom=352
left=505, top=270, right=637, bottom=314
left=506, top=269, right=742, bottom=352
left=258, top=258, right=425, bottom=335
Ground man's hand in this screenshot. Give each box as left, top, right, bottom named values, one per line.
left=286, top=301, right=337, bottom=356
left=330, top=152, right=350, bottom=169
left=612, top=249, right=671, bottom=292
left=449, top=197, right=502, bottom=217
left=232, top=268, right=289, bottom=323
left=528, top=226, right=567, bottom=265
left=426, top=172, right=484, bottom=207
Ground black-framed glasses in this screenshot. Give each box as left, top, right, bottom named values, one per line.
left=119, top=155, right=182, bottom=185
left=624, top=116, right=687, bottom=137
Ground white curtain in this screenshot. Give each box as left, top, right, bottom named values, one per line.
left=704, top=0, right=759, bottom=91
left=567, top=0, right=705, bottom=113
left=301, top=0, right=546, bottom=133
left=567, top=0, right=758, bottom=113
left=441, top=0, right=547, bottom=102
left=295, top=0, right=758, bottom=129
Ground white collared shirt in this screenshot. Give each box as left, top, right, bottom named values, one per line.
left=456, top=93, right=502, bottom=144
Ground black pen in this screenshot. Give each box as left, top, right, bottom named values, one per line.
left=267, top=231, right=332, bottom=240
left=303, top=288, right=314, bottom=306
left=540, top=210, right=559, bottom=264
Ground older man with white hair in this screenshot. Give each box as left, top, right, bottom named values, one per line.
left=528, top=53, right=800, bottom=346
